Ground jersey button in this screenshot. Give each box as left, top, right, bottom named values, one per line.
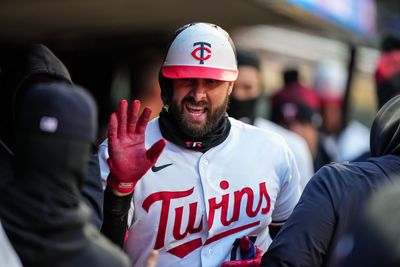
left=202, top=158, right=208, bottom=165
left=208, top=248, right=213, bottom=254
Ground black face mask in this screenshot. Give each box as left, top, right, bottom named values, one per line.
left=227, top=97, right=258, bottom=125
left=0, top=133, right=91, bottom=265
left=13, top=133, right=90, bottom=207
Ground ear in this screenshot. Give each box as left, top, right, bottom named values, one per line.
left=227, top=81, right=234, bottom=95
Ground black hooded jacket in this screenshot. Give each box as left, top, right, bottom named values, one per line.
left=261, top=95, right=400, bottom=267
left=0, top=83, right=130, bottom=267
left=0, top=44, right=103, bottom=228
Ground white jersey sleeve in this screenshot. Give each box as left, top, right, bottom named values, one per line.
left=270, top=143, right=301, bottom=226
left=254, top=117, right=314, bottom=190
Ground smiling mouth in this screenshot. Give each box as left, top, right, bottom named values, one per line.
left=185, top=103, right=207, bottom=117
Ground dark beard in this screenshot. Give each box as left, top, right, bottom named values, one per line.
left=170, top=95, right=229, bottom=138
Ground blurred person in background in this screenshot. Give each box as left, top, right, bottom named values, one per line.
left=375, top=35, right=400, bottom=109
left=0, top=44, right=103, bottom=228
left=270, top=68, right=331, bottom=171
left=228, top=49, right=314, bottom=189
left=131, top=52, right=164, bottom=120
left=313, top=60, right=369, bottom=163
left=0, top=82, right=130, bottom=267
left=350, top=34, right=400, bottom=162
left=261, top=94, right=400, bottom=267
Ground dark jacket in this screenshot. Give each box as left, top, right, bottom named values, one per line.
left=0, top=83, right=130, bottom=267
left=338, top=179, right=400, bottom=267
left=261, top=95, right=400, bottom=267
left=0, top=44, right=103, bottom=228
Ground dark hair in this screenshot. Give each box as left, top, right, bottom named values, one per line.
left=381, top=34, right=400, bottom=52
left=236, top=49, right=260, bottom=70
left=283, top=68, right=299, bottom=85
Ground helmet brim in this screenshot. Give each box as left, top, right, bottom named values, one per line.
left=161, top=65, right=238, bottom=82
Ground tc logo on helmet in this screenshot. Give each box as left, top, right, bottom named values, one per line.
left=191, top=42, right=211, bottom=64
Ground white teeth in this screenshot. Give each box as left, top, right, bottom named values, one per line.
left=186, top=104, right=205, bottom=113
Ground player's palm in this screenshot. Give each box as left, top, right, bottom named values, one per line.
left=107, top=99, right=166, bottom=194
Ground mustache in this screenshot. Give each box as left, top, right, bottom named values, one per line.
left=182, top=97, right=208, bottom=107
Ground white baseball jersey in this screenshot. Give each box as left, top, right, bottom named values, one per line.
left=321, top=120, right=370, bottom=162
left=254, top=117, right=314, bottom=190
left=99, top=117, right=301, bottom=267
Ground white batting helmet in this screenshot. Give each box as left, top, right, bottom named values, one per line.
left=313, top=60, right=347, bottom=104
left=159, top=22, right=238, bottom=103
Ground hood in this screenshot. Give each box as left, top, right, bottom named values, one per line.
left=370, top=95, right=400, bottom=157
left=0, top=44, right=72, bottom=150
left=0, top=82, right=96, bottom=266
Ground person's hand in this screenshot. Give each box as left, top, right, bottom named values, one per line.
left=221, top=236, right=263, bottom=267
left=107, top=99, right=166, bottom=195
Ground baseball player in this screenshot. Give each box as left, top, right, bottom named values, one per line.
left=98, top=22, right=300, bottom=267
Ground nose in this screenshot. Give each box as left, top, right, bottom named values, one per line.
left=190, top=80, right=207, bottom=102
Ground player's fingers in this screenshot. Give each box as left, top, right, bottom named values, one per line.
left=117, top=99, right=128, bottom=137
left=127, top=99, right=141, bottom=134
left=248, top=247, right=263, bottom=267
left=147, top=139, right=167, bottom=164
left=108, top=113, right=118, bottom=141
left=220, top=245, right=263, bottom=267
left=144, top=250, right=159, bottom=267
left=255, top=246, right=263, bottom=256
left=240, top=236, right=251, bottom=251
left=136, top=106, right=152, bottom=135
left=221, top=261, right=240, bottom=267
left=254, top=246, right=263, bottom=260
left=221, top=260, right=257, bottom=267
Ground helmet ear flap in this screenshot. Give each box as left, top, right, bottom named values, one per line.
left=158, top=24, right=193, bottom=106
left=159, top=71, right=172, bottom=105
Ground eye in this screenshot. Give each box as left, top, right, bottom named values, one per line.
left=179, top=78, right=195, bottom=85
left=205, top=79, right=218, bottom=84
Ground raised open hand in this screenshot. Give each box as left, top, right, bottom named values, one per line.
left=107, top=99, right=166, bottom=194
